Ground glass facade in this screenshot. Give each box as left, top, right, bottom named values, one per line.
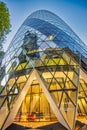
left=0, top=10, right=87, bottom=130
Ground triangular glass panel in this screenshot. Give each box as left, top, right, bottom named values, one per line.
left=46, top=59, right=57, bottom=66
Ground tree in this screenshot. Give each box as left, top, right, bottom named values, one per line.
left=0, top=1, right=10, bottom=43
left=0, top=1, right=10, bottom=62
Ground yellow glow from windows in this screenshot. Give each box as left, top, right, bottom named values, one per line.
left=48, top=35, right=54, bottom=40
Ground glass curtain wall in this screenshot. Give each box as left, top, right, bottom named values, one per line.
left=0, top=29, right=80, bottom=129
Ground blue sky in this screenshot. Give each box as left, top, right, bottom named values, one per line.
left=2, top=0, right=87, bottom=50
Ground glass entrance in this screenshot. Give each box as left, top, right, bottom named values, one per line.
left=14, top=80, right=57, bottom=122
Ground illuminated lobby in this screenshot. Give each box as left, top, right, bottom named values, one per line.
left=0, top=10, right=87, bottom=130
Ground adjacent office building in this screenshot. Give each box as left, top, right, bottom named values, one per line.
left=0, top=10, right=87, bottom=130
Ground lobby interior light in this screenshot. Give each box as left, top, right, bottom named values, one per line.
left=48, top=35, right=54, bottom=40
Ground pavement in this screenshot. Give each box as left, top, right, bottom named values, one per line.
left=6, top=120, right=87, bottom=130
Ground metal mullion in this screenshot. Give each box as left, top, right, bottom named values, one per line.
left=0, top=81, right=17, bottom=109
left=11, top=81, right=19, bottom=95
left=0, top=93, right=18, bottom=98
left=42, top=49, right=61, bottom=66
left=48, top=66, right=57, bottom=90
left=39, top=57, right=52, bottom=74
left=80, top=99, right=87, bottom=115
left=1, top=109, right=11, bottom=130
left=50, top=67, right=57, bottom=84
left=29, top=84, right=32, bottom=119
left=24, top=61, right=30, bottom=69
left=36, top=59, right=48, bottom=79
left=39, top=58, right=76, bottom=107
left=84, top=81, right=87, bottom=88
left=0, top=73, right=20, bottom=109
left=48, top=77, right=53, bottom=90
left=0, top=70, right=17, bottom=95
left=49, top=71, right=76, bottom=107
left=48, top=58, right=61, bottom=90
left=39, top=58, right=56, bottom=81
left=39, top=45, right=54, bottom=66
left=40, top=65, right=76, bottom=110
left=35, top=69, right=71, bottom=129
left=48, top=70, right=59, bottom=118
left=44, top=54, right=51, bottom=66
left=8, top=72, right=32, bottom=111
left=80, top=83, right=87, bottom=99
left=78, top=99, right=84, bottom=115
left=1, top=65, right=33, bottom=129
left=58, top=92, right=63, bottom=109
left=1, top=73, right=29, bottom=129
left=22, top=48, right=35, bottom=68
left=0, top=86, right=6, bottom=95
left=14, top=61, right=21, bottom=72
left=0, top=78, right=20, bottom=129
left=39, top=46, right=58, bottom=68
left=56, top=84, right=60, bottom=106
left=37, top=49, right=77, bottom=108
left=64, top=54, right=72, bottom=85
left=54, top=58, right=62, bottom=104
left=84, top=98, right=87, bottom=113
left=50, top=88, right=77, bottom=92
left=78, top=103, right=82, bottom=115
left=23, top=71, right=29, bottom=81
left=42, top=48, right=78, bottom=89
left=62, top=67, right=77, bottom=89
left=16, top=63, right=23, bottom=71
left=62, top=58, right=73, bottom=107
left=57, top=48, right=79, bottom=74
left=62, top=66, right=77, bottom=108
left=61, top=52, right=79, bottom=75
left=39, top=40, right=48, bottom=50
left=12, top=76, right=20, bottom=92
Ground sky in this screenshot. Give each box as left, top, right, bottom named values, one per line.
left=1, top=0, right=87, bottom=51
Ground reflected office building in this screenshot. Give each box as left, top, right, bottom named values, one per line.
left=0, top=10, right=87, bottom=130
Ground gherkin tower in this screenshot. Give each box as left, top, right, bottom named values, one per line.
left=0, top=10, right=87, bottom=130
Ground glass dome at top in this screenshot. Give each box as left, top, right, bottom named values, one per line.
left=1, top=10, right=87, bottom=69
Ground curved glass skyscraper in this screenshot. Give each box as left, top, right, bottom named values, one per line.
left=0, top=10, right=87, bottom=130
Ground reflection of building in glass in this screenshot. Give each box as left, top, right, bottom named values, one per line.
left=0, top=10, right=87, bottom=130
left=22, top=31, right=39, bottom=59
